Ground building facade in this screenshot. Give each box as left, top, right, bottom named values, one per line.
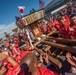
left=45, top=0, right=72, bottom=14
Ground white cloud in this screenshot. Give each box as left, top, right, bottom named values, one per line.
left=0, top=22, right=17, bottom=38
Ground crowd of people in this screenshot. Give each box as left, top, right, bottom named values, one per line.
left=38, top=2, right=76, bottom=39
left=0, top=2, right=76, bottom=75
left=0, top=35, right=60, bottom=75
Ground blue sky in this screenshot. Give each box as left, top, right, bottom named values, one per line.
left=0, top=0, right=51, bottom=25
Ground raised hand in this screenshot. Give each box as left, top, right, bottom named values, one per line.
left=66, top=52, right=76, bottom=67
left=43, top=53, right=49, bottom=64
left=40, top=54, right=43, bottom=63
left=66, top=52, right=72, bottom=59
left=0, top=66, right=7, bottom=75
left=0, top=51, right=8, bottom=60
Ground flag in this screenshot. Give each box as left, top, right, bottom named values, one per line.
left=39, top=0, right=45, bottom=8
left=18, top=6, right=25, bottom=16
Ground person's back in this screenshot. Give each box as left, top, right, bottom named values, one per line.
left=38, top=67, right=55, bottom=75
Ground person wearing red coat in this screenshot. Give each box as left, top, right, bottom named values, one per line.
left=20, top=53, right=60, bottom=75
left=68, top=14, right=76, bottom=39
left=51, top=19, right=62, bottom=31
left=59, top=15, right=70, bottom=38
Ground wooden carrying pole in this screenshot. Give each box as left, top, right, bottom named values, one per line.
left=34, top=47, right=62, bottom=68
left=34, top=30, right=56, bottom=46
left=43, top=41, right=76, bottom=53
left=48, top=37, right=76, bottom=44
left=33, top=30, right=63, bottom=68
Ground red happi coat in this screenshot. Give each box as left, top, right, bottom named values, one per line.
left=60, top=16, right=70, bottom=38
left=5, top=64, right=20, bottom=75
left=60, top=24, right=69, bottom=38
left=38, top=67, right=59, bottom=75
left=68, top=24, right=76, bottom=39
left=64, top=15, right=70, bottom=29
left=51, top=20, right=62, bottom=31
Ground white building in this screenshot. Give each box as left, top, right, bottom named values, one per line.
left=44, top=0, right=71, bottom=14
